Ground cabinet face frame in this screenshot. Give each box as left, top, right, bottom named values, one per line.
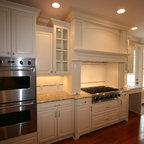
left=53, top=25, right=69, bottom=75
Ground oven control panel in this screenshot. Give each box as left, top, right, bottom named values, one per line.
left=0, top=57, right=35, bottom=67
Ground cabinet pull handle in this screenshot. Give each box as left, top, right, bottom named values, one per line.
left=7, top=52, right=10, bottom=55
left=12, top=52, right=15, bottom=55
left=84, top=101, right=87, bottom=103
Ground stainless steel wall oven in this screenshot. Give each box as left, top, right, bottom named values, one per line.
left=0, top=57, right=37, bottom=141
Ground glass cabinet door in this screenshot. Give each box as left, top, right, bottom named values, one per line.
left=54, top=25, right=69, bottom=74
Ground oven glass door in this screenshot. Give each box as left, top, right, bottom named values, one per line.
left=0, top=100, right=36, bottom=141
left=0, top=67, right=36, bottom=103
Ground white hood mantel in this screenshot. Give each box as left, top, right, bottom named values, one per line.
left=74, top=49, right=128, bottom=63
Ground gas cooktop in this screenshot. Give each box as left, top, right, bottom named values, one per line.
left=81, top=86, right=119, bottom=94
left=81, top=86, right=121, bottom=103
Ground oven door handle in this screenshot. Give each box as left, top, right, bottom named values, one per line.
left=0, top=68, right=34, bottom=71
left=0, top=102, right=34, bottom=109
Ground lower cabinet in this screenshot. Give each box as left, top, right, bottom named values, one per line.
left=74, top=98, right=92, bottom=139
left=37, top=99, right=74, bottom=144
left=92, top=99, right=121, bottom=130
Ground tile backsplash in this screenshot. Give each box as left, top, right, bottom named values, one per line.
left=37, top=76, right=64, bottom=94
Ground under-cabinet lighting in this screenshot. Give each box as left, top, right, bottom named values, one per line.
left=131, top=27, right=138, bottom=30
left=52, top=2, right=60, bottom=8
left=117, top=9, right=126, bottom=14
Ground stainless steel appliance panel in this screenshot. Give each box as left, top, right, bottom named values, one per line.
left=0, top=100, right=37, bottom=141
left=0, top=67, right=36, bottom=103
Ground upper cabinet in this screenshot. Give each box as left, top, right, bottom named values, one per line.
left=36, top=18, right=70, bottom=75
left=0, top=0, right=40, bottom=58
left=53, top=25, right=69, bottom=74
left=36, top=25, right=53, bottom=75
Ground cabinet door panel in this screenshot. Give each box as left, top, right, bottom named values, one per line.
left=58, top=106, right=74, bottom=137
left=0, top=6, right=11, bottom=57
left=76, top=105, right=91, bottom=134
left=38, top=111, right=57, bottom=143
left=36, top=31, right=52, bottom=74
left=12, top=10, right=35, bottom=57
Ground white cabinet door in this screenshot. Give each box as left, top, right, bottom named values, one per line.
left=38, top=109, right=57, bottom=143
left=58, top=105, right=74, bottom=137
left=12, top=10, right=36, bottom=58
left=53, top=25, right=69, bottom=74
left=76, top=104, right=91, bottom=134
left=0, top=6, right=11, bottom=57
left=36, top=30, right=53, bottom=75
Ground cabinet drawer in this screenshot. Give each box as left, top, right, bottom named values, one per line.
left=92, top=99, right=119, bottom=113
left=37, top=101, right=60, bottom=112
left=76, top=98, right=91, bottom=105
left=59, top=99, right=74, bottom=107
left=92, top=110, right=119, bottom=129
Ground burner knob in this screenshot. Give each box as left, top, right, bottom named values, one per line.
left=28, top=61, right=31, bottom=65
left=20, top=61, right=23, bottom=65
left=0, top=60, right=3, bottom=64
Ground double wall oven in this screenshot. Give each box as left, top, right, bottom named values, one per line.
left=0, top=57, right=36, bottom=141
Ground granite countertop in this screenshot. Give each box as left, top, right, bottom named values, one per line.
left=122, top=86, right=142, bottom=92
left=37, top=91, right=92, bottom=104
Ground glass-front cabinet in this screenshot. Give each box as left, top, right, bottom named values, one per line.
left=54, top=25, right=69, bottom=74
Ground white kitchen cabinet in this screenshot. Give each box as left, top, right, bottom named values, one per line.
left=74, top=98, right=92, bottom=139
left=120, top=92, right=129, bottom=121
left=58, top=104, right=74, bottom=137
left=92, top=99, right=120, bottom=130
left=38, top=106, right=57, bottom=143
left=37, top=99, right=74, bottom=144
left=36, top=25, right=53, bottom=75
left=0, top=1, right=39, bottom=58
left=53, top=25, right=69, bottom=74
left=11, top=10, right=36, bottom=57
left=0, top=6, right=11, bottom=57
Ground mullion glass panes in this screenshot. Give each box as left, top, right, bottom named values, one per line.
left=63, top=40, right=67, bottom=50
left=56, top=62, right=62, bottom=72
left=63, top=51, right=67, bottom=61
left=55, top=27, right=68, bottom=73
left=56, top=51, right=62, bottom=61
left=63, top=62, right=67, bottom=72
left=63, top=29, right=68, bottom=39
left=56, top=39, right=62, bottom=49
left=56, top=28, right=62, bottom=38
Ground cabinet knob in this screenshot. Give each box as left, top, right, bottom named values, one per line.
left=12, top=52, right=15, bottom=55
left=7, top=52, right=10, bottom=55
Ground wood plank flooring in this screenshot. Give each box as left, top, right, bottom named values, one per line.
left=54, top=112, right=144, bottom=144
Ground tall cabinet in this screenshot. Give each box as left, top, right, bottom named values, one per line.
left=0, top=0, right=40, bottom=58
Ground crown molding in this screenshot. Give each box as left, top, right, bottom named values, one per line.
left=65, top=10, right=129, bottom=31
left=0, top=0, right=40, bottom=14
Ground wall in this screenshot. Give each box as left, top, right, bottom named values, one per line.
left=81, top=63, right=107, bottom=88
left=37, top=76, right=64, bottom=94
left=81, top=62, right=120, bottom=88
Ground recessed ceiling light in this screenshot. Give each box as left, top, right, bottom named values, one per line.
left=117, top=9, right=126, bottom=14
left=52, top=2, right=60, bottom=8
left=131, top=27, right=138, bottom=30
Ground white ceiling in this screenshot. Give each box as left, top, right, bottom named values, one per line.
left=8, top=0, right=144, bottom=39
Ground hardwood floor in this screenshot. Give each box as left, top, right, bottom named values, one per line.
left=54, top=112, right=144, bottom=144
